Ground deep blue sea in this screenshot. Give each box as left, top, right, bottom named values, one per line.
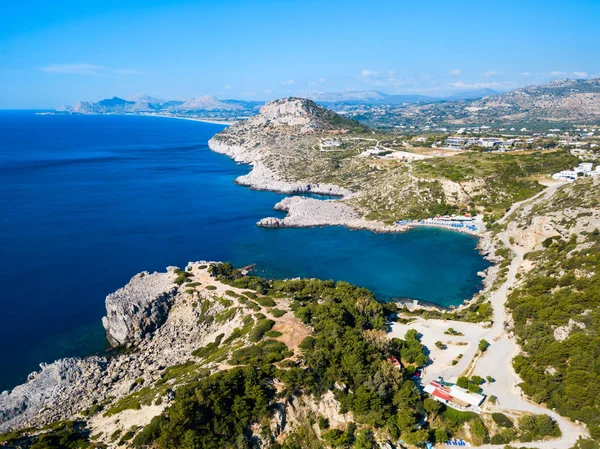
left=0, top=111, right=489, bottom=391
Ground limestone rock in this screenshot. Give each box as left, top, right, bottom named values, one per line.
left=102, top=269, right=177, bottom=347
left=0, top=357, right=107, bottom=433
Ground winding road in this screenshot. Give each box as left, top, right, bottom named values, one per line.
left=396, top=182, right=590, bottom=448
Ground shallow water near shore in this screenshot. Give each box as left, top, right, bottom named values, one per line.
left=0, top=112, right=490, bottom=391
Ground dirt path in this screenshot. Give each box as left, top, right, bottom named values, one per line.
left=472, top=182, right=588, bottom=447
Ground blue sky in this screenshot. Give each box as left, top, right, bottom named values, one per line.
left=1, top=0, right=599, bottom=108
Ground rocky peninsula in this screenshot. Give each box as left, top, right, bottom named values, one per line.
left=0, top=262, right=239, bottom=435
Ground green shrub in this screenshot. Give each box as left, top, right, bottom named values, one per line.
left=185, top=282, right=201, bottom=288
left=248, top=319, right=275, bottom=342
left=492, top=412, right=513, bottom=428
left=265, top=330, right=282, bottom=338
left=478, top=339, right=489, bottom=352
left=518, top=414, right=561, bottom=442
left=256, top=296, right=276, bottom=307
left=132, top=415, right=164, bottom=447
left=270, top=308, right=287, bottom=318
left=173, top=269, right=192, bottom=285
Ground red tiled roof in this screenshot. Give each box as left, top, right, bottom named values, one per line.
left=432, top=388, right=453, bottom=402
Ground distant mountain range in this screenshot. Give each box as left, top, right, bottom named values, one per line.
left=467, top=78, right=600, bottom=122
left=63, top=89, right=500, bottom=115
left=64, top=95, right=263, bottom=114
left=62, top=78, right=600, bottom=126
left=307, top=88, right=501, bottom=104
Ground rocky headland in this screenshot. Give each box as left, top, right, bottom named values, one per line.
left=0, top=262, right=244, bottom=435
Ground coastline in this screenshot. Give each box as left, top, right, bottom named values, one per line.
left=42, top=110, right=237, bottom=126
left=138, top=113, right=236, bottom=126
left=208, top=136, right=486, bottom=238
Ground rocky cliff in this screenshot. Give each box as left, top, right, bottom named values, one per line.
left=0, top=262, right=244, bottom=434
left=102, top=269, right=178, bottom=347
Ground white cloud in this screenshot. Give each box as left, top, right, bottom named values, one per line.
left=41, top=63, right=104, bottom=75
left=483, top=71, right=502, bottom=77
left=449, top=81, right=502, bottom=89
left=361, top=69, right=378, bottom=78
left=280, top=79, right=295, bottom=85
left=521, top=72, right=531, bottom=76
left=448, top=69, right=462, bottom=76
left=550, top=71, right=566, bottom=76
left=573, top=71, right=588, bottom=78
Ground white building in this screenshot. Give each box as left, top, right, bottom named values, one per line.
left=552, top=170, right=578, bottom=182
left=576, top=162, right=593, bottom=174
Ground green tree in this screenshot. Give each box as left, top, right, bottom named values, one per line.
left=478, top=339, right=489, bottom=352
left=435, top=428, right=449, bottom=443
left=456, top=376, right=469, bottom=389
left=424, top=398, right=442, bottom=420
left=353, top=430, right=376, bottom=449
left=469, top=417, right=488, bottom=445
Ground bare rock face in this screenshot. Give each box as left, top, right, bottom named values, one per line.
left=257, top=217, right=285, bottom=228
left=102, top=269, right=178, bottom=347
left=0, top=357, right=107, bottom=433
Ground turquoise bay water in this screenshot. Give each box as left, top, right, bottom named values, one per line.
left=0, top=112, right=489, bottom=391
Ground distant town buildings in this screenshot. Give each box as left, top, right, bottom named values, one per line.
left=444, top=136, right=516, bottom=151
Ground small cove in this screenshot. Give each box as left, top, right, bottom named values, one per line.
left=0, top=112, right=490, bottom=391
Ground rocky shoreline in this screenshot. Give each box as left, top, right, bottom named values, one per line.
left=208, top=138, right=351, bottom=197
left=0, top=262, right=235, bottom=434
left=256, top=196, right=401, bottom=233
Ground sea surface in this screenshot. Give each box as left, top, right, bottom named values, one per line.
left=0, top=111, right=490, bottom=391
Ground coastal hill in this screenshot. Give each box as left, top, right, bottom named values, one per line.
left=0, top=262, right=434, bottom=447
left=209, top=97, right=578, bottom=229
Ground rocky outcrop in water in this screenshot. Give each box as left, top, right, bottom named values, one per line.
left=257, top=196, right=400, bottom=232
left=102, top=269, right=178, bottom=347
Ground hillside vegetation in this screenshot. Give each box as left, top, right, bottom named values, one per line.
left=349, top=149, right=577, bottom=223
left=504, top=178, right=600, bottom=440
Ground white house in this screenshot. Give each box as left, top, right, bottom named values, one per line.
left=552, top=170, right=578, bottom=182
